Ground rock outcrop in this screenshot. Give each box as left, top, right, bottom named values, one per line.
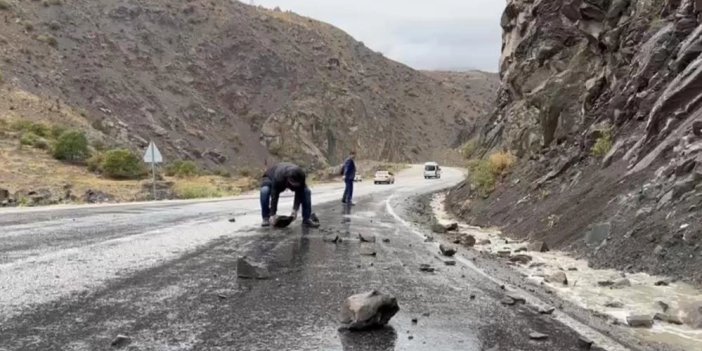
left=447, top=0, right=702, bottom=285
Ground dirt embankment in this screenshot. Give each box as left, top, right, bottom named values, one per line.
left=447, top=0, right=702, bottom=285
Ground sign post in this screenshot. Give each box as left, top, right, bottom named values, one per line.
left=143, top=141, right=163, bottom=200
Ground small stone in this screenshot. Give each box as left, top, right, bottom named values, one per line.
left=497, top=250, right=512, bottom=257
left=605, top=300, right=624, bottom=308
left=577, top=336, right=593, bottom=348
left=228, top=218, right=236, bottom=223
left=111, top=335, right=131, bottom=347
left=654, top=312, right=683, bottom=325
left=597, top=280, right=614, bottom=287
left=358, top=233, right=376, bottom=243
left=567, top=267, right=578, bottom=271
left=655, top=300, right=669, bottom=312
left=445, top=222, right=459, bottom=231
left=419, top=264, right=435, bottom=273
left=439, top=244, right=457, bottom=257
left=469, top=293, right=476, bottom=300
left=654, top=280, right=670, bottom=286
left=324, top=235, right=341, bottom=243
left=411, top=317, right=418, bottom=324
left=528, top=241, right=549, bottom=252
left=612, top=278, right=631, bottom=289
left=506, top=294, right=526, bottom=304
left=382, top=238, right=390, bottom=243
left=478, top=239, right=491, bottom=245
left=545, top=271, right=568, bottom=285
left=360, top=248, right=377, bottom=257
left=408, top=336, right=414, bottom=340
left=529, top=332, right=548, bottom=340
left=217, top=294, right=227, bottom=300
left=509, top=254, right=533, bottom=265
left=237, top=257, right=271, bottom=280
left=501, top=297, right=516, bottom=306
left=514, top=247, right=527, bottom=253
left=422, top=312, right=431, bottom=317
left=444, top=260, right=456, bottom=266
left=627, top=314, right=654, bottom=328
left=424, top=236, right=435, bottom=242
left=538, top=306, right=555, bottom=315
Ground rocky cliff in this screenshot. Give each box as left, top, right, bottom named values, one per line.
left=0, top=0, right=497, bottom=170
left=448, top=0, right=702, bottom=284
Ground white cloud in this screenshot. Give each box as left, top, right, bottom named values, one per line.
left=246, top=0, right=504, bottom=72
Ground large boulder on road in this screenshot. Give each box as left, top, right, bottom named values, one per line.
left=439, top=244, right=457, bottom=257
left=545, top=271, right=568, bottom=285
left=339, top=290, right=400, bottom=330
left=236, top=257, right=271, bottom=279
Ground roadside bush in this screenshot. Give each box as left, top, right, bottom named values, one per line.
left=213, top=168, right=232, bottom=178
left=19, top=131, right=49, bottom=149
left=174, top=184, right=224, bottom=199
left=53, top=130, right=89, bottom=161
left=468, top=151, right=516, bottom=197
left=591, top=130, right=613, bottom=158
left=86, top=152, right=104, bottom=173
left=12, top=120, right=51, bottom=137
left=101, top=149, right=145, bottom=179
left=461, top=139, right=478, bottom=159
left=165, top=160, right=199, bottom=178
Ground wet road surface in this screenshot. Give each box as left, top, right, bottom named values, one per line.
left=0, top=167, right=626, bottom=350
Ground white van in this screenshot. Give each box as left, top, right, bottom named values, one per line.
left=424, top=162, right=441, bottom=179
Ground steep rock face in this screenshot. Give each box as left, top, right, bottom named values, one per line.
left=449, top=0, right=702, bottom=284
left=0, top=0, right=497, bottom=169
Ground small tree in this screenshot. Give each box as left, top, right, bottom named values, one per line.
left=101, top=149, right=145, bottom=179
left=53, top=130, right=89, bottom=161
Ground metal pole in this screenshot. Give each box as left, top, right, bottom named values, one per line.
left=151, top=143, right=156, bottom=201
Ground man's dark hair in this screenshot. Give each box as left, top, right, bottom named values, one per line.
left=288, top=167, right=306, bottom=186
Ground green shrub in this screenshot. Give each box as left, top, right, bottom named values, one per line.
left=461, top=139, right=478, bottom=159
left=19, top=132, right=46, bottom=148
left=101, top=149, right=146, bottom=179
left=50, top=124, right=66, bottom=139
left=0, top=0, right=11, bottom=10
left=213, top=168, right=232, bottom=178
left=86, top=152, right=104, bottom=173
left=53, top=130, right=89, bottom=161
left=12, top=120, right=51, bottom=137
left=591, top=130, right=613, bottom=158
left=165, top=160, right=199, bottom=178
left=174, top=184, right=224, bottom=199
left=468, top=151, right=516, bottom=197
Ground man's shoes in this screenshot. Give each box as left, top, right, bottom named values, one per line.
left=261, top=218, right=271, bottom=227
left=302, top=219, right=320, bottom=228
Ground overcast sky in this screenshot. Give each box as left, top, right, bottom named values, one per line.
left=247, top=0, right=504, bottom=72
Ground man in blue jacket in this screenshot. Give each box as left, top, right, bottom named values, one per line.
left=260, top=162, right=319, bottom=228
left=341, top=151, right=356, bottom=205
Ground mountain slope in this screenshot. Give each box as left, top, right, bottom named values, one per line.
left=447, top=0, right=702, bottom=284
left=0, top=0, right=497, bottom=170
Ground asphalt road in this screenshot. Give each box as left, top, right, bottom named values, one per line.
left=0, top=166, right=628, bottom=350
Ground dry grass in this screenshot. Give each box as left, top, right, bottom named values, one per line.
left=172, top=176, right=256, bottom=199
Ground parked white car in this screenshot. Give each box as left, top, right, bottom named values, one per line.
left=424, top=162, right=441, bottom=179
left=374, top=171, right=395, bottom=184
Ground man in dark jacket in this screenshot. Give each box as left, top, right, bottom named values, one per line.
left=260, top=162, right=319, bottom=228
left=341, top=151, right=356, bottom=205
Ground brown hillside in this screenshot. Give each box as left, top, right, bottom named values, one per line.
left=0, top=0, right=498, bottom=170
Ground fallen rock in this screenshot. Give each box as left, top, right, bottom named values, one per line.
left=461, top=234, right=477, bottom=247
left=228, top=218, right=236, bottom=223
left=597, top=280, right=615, bottom=287
left=527, top=241, right=549, bottom=252
left=506, top=293, right=526, bottom=304
left=444, top=222, right=459, bottom=231
left=654, top=312, right=683, bottom=325
left=655, top=300, right=670, bottom=312
left=654, top=280, right=670, bottom=286
left=538, top=306, right=556, bottom=315
left=439, top=244, right=457, bottom=257
left=478, top=239, right=491, bottom=245
left=382, top=238, right=390, bottom=243
left=431, top=223, right=447, bottom=234
left=529, top=332, right=548, bottom=340
left=678, top=300, right=702, bottom=328
left=111, top=335, right=131, bottom=348
left=497, top=250, right=512, bottom=257
left=501, top=297, right=516, bottom=306
left=612, top=278, right=631, bottom=289
left=693, top=120, right=702, bottom=137
left=339, top=290, right=400, bottom=330
left=577, top=336, right=593, bottom=349
left=514, top=247, right=527, bottom=253
left=358, top=233, right=376, bottom=243
left=509, top=254, right=533, bottom=265
left=424, top=236, right=435, bottom=242
left=236, top=257, right=271, bottom=279
left=444, top=260, right=456, bottom=266
left=419, top=264, right=435, bottom=273
left=360, top=248, right=377, bottom=257
left=324, top=235, right=341, bottom=243
left=627, top=314, right=654, bottom=328
left=545, top=271, right=568, bottom=285
left=605, top=300, right=625, bottom=308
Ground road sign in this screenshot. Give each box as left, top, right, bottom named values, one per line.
left=144, top=141, right=163, bottom=201
left=143, top=142, right=163, bottom=164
